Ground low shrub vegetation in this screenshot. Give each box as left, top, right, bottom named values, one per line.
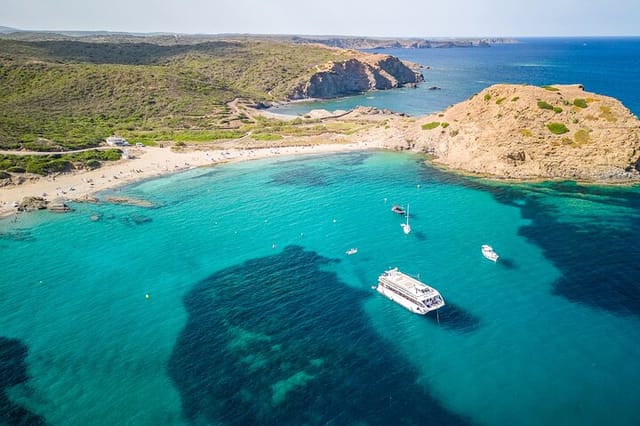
left=0, top=38, right=354, bottom=151
left=537, top=101, right=554, bottom=110
left=0, top=149, right=122, bottom=175
left=546, top=122, right=570, bottom=134
left=421, top=122, right=441, bottom=130
left=573, top=98, right=588, bottom=108
left=599, top=106, right=617, bottom=122
left=574, top=129, right=590, bottom=145
left=251, top=133, right=283, bottom=141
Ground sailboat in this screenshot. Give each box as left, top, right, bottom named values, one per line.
left=401, top=204, right=411, bottom=234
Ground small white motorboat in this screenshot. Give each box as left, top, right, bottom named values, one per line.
left=391, top=205, right=406, bottom=215
left=345, top=248, right=358, bottom=256
left=481, top=244, right=499, bottom=262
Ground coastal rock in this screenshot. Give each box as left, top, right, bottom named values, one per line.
left=408, top=84, right=640, bottom=182
left=73, top=194, right=100, bottom=203
left=47, top=197, right=72, bottom=213
left=105, top=196, right=155, bottom=208
left=15, top=196, right=72, bottom=213
left=17, top=196, right=48, bottom=211
left=290, top=54, right=423, bottom=100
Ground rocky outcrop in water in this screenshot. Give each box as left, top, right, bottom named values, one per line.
left=17, top=196, right=72, bottom=212
left=104, top=196, right=155, bottom=208
left=290, top=54, right=423, bottom=100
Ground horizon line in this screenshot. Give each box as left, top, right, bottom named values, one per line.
left=1, top=26, right=639, bottom=39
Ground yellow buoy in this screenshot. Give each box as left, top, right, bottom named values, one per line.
left=145, top=293, right=150, bottom=299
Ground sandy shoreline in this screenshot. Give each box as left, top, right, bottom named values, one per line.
left=0, top=141, right=383, bottom=220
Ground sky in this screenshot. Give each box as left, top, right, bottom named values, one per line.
left=3, top=0, right=640, bottom=37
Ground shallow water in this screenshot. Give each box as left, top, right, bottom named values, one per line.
left=2, top=152, right=640, bottom=425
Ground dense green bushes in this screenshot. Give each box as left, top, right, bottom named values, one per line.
left=0, top=149, right=122, bottom=175
left=26, top=159, right=72, bottom=175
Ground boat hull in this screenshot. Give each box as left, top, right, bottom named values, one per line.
left=376, top=285, right=428, bottom=315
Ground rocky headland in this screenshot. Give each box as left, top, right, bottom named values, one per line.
left=396, top=84, right=640, bottom=182
left=289, top=53, right=423, bottom=99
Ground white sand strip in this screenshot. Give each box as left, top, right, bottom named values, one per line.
left=0, top=141, right=382, bottom=219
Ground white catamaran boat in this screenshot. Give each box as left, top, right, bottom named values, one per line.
left=401, top=203, right=411, bottom=235
left=481, top=244, right=499, bottom=262
left=375, top=268, right=445, bottom=315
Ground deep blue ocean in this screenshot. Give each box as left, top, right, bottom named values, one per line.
left=2, top=38, right=640, bottom=426
left=273, top=37, right=640, bottom=117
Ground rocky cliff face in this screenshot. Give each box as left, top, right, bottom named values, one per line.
left=290, top=54, right=423, bottom=100
left=402, top=84, right=640, bottom=182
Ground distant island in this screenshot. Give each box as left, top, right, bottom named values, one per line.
left=0, top=26, right=514, bottom=48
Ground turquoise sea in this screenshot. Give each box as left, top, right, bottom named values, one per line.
left=2, top=38, right=640, bottom=425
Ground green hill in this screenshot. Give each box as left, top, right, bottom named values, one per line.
left=0, top=38, right=351, bottom=150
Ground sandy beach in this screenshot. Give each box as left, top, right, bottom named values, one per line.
left=0, top=140, right=383, bottom=220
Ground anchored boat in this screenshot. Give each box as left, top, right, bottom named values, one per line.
left=401, top=203, right=411, bottom=235
left=481, top=244, right=499, bottom=262
left=375, top=268, right=445, bottom=315
left=391, top=205, right=406, bottom=215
